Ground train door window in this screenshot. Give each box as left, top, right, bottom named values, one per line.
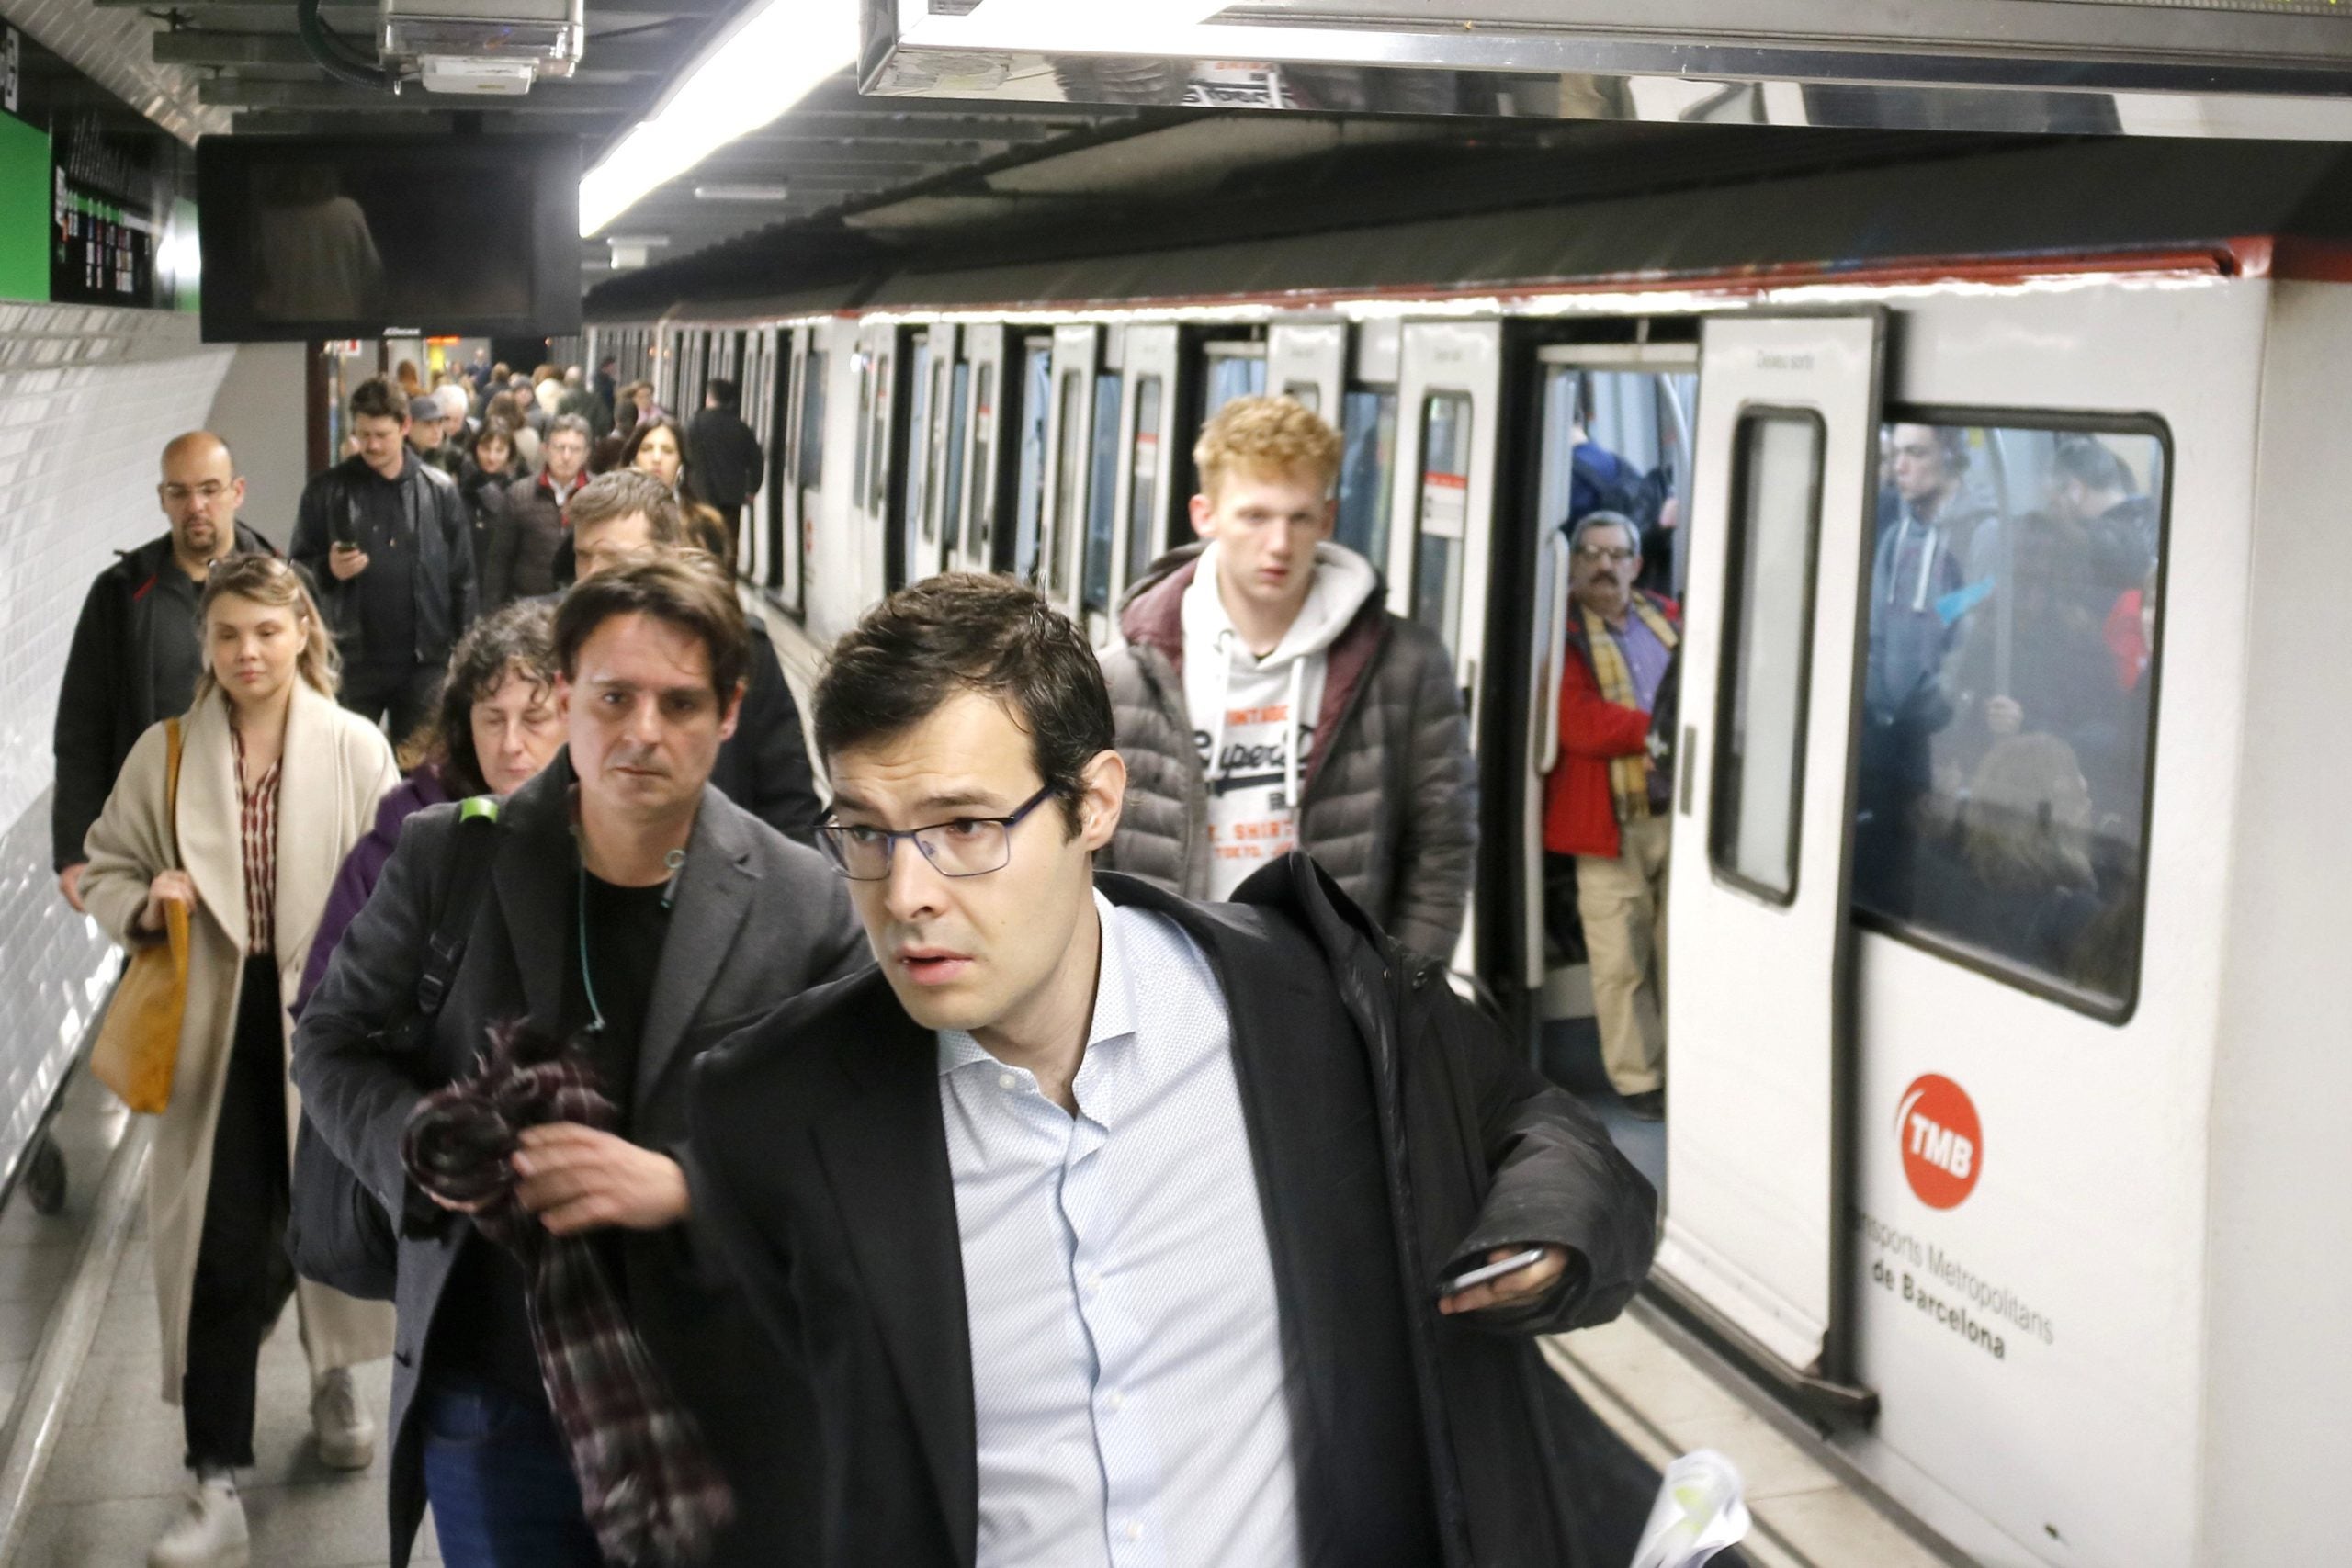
left=1125, top=375, right=1165, bottom=583
left=798, top=349, right=829, bottom=604
left=1854, top=414, right=2166, bottom=1017
left=867, top=352, right=893, bottom=518
left=1411, top=392, right=1474, bottom=653
left=944, top=359, right=972, bottom=559
left=1203, top=343, right=1267, bottom=419
left=1283, top=381, right=1321, bottom=413
left=903, top=340, right=933, bottom=583
left=1081, top=372, right=1123, bottom=615
left=1014, top=340, right=1052, bottom=582
left=853, top=354, right=873, bottom=511
left=798, top=351, right=828, bottom=491
left=1711, top=412, right=1825, bottom=903
left=1049, top=370, right=1089, bottom=597
left=970, top=361, right=999, bottom=563
left=1337, top=389, right=1397, bottom=566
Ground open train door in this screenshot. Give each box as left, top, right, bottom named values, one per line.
left=1657, top=310, right=1883, bottom=1416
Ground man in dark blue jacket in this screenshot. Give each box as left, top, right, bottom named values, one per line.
left=53, top=431, right=276, bottom=910
left=292, top=375, right=478, bottom=742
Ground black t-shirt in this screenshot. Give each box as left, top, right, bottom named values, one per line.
left=425, top=867, right=673, bottom=1403
left=346, top=458, right=418, bottom=669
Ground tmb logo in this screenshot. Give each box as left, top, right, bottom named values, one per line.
left=1896, top=1074, right=1982, bottom=1210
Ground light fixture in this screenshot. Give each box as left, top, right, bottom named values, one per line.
left=578, top=0, right=855, bottom=236
left=693, top=183, right=792, bottom=202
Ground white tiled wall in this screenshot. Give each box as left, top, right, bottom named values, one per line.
left=0, top=304, right=232, bottom=1188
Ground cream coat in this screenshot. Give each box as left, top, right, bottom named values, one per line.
left=81, top=679, right=399, bottom=1399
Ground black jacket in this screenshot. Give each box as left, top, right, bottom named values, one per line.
left=686, top=406, right=763, bottom=510
left=291, top=454, right=478, bottom=670
left=485, top=471, right=579, bottom=606
left=688, top=854, right=1658, bottom=1568
left=455, top=459, right=515, bottom=587
left=51, top=523, right=278, bottom=871
left=711, top=625, right=823, bottom=844
left=291, top=753, right=869, bottom=1567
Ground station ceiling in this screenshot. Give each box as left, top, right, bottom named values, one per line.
left=130, top=2, right=1138, bottom=282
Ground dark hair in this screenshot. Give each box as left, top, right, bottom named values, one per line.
left=707, top=378, right=739, bottom=406
left=815, top=574, right=1113, bottom=835
left=621, top=414, right=709, bottom=507
left=567, top=468, right=681, bottom=543
left=2054, top=434, right=2134, bottom=496
left=411, top=600, right=560, bottom=789
left=554, top=552, right=749, bottom=703
left=350, top=376, right=408, bottom=423
left=467, top=420, right=514, bottom=467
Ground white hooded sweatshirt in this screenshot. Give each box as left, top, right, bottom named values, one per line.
left=1182, top=541, right=1381, bottom=899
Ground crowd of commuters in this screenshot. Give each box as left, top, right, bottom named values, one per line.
left=52, top=382, right=1658, bottom=1568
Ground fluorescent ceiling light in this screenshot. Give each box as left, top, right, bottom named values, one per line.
left=695, top=182, right=792, bottom=201
left=579, top=0, right=855, bottom=237
left=967, top=0, right=1229, bottom=50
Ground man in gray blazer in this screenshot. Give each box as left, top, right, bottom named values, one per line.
left=295, top=554, right=866, bottom=1568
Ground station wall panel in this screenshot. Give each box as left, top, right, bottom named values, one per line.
left=0, top=301, right=230, bottom=1189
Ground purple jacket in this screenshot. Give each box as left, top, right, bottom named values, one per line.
left=297, top=764, right=455, bottom=1015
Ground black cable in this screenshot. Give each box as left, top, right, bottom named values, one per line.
left=296, top=0, right=395, bottom=93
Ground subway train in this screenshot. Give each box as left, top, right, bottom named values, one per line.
left=586, top=135, right=2352, bottom=1568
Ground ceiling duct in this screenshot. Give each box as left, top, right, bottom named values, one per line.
left=861, top=0, right=2352, bottom=141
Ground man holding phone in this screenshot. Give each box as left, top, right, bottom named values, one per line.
left=292, top=374, right=478, bottom=742
left=688, top=574, right=1659, bottom=1568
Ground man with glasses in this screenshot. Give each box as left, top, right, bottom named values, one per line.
left=688, top=572, right=1657, bottom=1568
left=1543, top=511, right=1679, bottom=1121
left=53, top=432, right=277, bottom=911
left=296, top=552, right=865, bottom=1568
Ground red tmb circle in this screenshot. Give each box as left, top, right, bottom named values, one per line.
left=1895, top=1074, right=1983, bottom=1211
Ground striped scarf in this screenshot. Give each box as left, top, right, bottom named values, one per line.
left=404, top=1025, right=733, bottom=1567
left=1581, top=596, right=1679, bottom=827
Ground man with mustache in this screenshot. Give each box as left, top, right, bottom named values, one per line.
left=296, top=552, right=865, bottom=1567
left=54, top=431, right=277, bottom=912
left=1542, top=511, right=1679, bottom=1121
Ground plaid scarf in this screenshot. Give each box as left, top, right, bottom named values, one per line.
left=404, top=1026, right=733, bottom=1567
left=1580, top=595, right=1679, bottom=825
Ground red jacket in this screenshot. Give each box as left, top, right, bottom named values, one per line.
left=1542, top=595, right=1679, bottom=859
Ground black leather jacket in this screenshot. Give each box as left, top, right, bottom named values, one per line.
left=291, top=454, right=478, bottom=669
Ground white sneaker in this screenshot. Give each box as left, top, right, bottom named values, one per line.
left=149, top=1472, right=249, bottom=1568
left=311, top=1368, right=376, bottom=1471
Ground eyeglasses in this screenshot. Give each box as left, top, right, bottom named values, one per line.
left=161, top=482, right=230, bottom=504
left=818, top=783, right=1060, bottom=881
left=1574, top=546, right=1637, bottom=564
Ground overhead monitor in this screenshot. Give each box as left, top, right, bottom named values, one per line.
left=195, top=134, right=582, bottom=343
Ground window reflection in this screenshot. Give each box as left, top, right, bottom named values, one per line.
left=1856, top=417, right=2164, bottom=1013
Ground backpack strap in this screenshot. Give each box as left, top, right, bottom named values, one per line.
left=415, top=796, right=501, bottom=1019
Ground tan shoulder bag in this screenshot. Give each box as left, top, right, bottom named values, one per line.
left=90, top=717, right=189, bottom=1114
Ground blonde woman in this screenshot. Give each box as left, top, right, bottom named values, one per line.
left=82, top=555, right=399, bottom=1568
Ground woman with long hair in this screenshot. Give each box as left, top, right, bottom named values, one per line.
left=80, top=556, right=399, bottom=1568
left=457, top=422, right=521, bottom=586
left=296, top=600, right=564, bottom=1013
left=624, top=414, right=734, bottom=559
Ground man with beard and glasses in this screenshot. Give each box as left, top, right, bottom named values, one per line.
left=53, top=431, right=277, bottom=913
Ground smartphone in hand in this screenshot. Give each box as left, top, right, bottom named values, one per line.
left=1438, top=1247, right=1548, bottom=1300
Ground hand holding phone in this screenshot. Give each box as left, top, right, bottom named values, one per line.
left=1436, top=1246, right=1563, bottom=1315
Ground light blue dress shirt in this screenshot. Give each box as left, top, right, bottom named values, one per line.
left=937, top=892, right=1303, bottom=1568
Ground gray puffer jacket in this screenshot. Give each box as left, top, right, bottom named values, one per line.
left=1100, top=545, right=1477, bottom=960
